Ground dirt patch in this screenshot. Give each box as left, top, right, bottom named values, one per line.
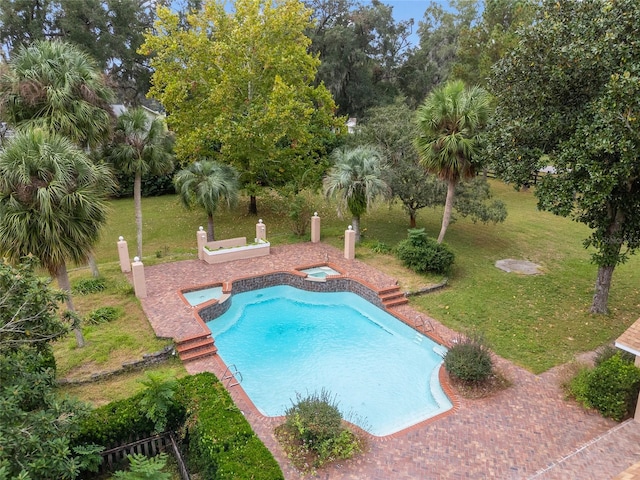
left=495, top=258, right=543, bottom=275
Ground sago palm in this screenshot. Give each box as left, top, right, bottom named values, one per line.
left=0, top=129, right=114, bottom=347
left=0, top=40, right=114, bottom=149
left=323, top=146, right=390, bottom=242
left=106, top=107, right=174, bottom=259
left=174, top=160, right=239, bottom=241
left=415, top=80, right=492, bottom=243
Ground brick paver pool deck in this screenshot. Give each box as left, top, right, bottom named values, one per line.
left=138, top=242, right=640, bottom=479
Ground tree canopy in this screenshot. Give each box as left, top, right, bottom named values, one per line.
left=488, top=0, right=640, bottom=313
left=141, top=0, right=344, bottom=214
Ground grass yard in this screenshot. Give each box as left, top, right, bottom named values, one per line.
left=56, top=179, right=640, bottom=404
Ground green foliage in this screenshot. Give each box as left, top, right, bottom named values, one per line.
left=85, top=306, right=122, bottom=325
left=73, top=277, right=107, bottom=295
left=138, top=373, right=178, bottom=433
left=444, top=333, right=494, bottom=382
left=142, top=0, right=343, bottom=208
left=175, top=373, right=283, bottom=479
left=594, top=345, right=635, bottom=367
left=113, top=169, right=177, bottom=198
left=283, top=390, right=360, bottom=467
left=569, top=353, right=640, bottom=421
left=112, top=453, right=170, bottom=480
left=396, top=228, right=455, bottom=274
left=455, top=178, right=508, bottom=225
left=488, top=0, right=640, bottom=313
left=368, top=240, right=393, bottom=254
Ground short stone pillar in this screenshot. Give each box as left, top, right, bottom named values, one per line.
left=344, top=225, right=355, bottom=260
left=131, top=257, right=147, bottom=298
left=196, top=226, right=207, bottom=261
left=256, top=219, right=266, bottom=242
left=311, top=212, right=321, bottom=243
left=117, top=236, right=130, bottom=273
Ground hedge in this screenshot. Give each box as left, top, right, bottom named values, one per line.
left=74, top=372, right=283, bottom=479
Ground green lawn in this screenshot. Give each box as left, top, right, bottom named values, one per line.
left=83, top=181, right=639, bottom=376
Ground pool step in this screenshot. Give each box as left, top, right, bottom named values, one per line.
left=176, top=333, right=217, bottom=363
left=379, top=286, right=408, bottom=308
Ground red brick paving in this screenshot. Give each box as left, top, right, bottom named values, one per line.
left=137, top=242, right=640, bottom=479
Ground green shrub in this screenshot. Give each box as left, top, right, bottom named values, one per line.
left=285, top=389, right=343, bottom=445
left=368, top=240, right=392, bottom=254
left=444, top=334, right=494, bottom=383
left=395, top=228, right=455, bottom=274
left=569, top=353, right=640, bottom=421
left=73, top=277, right=107, bottom=295
left=594, top=345, right=635, bottom=366
left=283, top=389, right=361, bottom=467
left=85, top=306, right=122, bottom=325
left=138, top=373, right=178, bottom=433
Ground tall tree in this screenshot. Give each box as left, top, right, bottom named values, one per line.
left=0, top=258, right=102, bottom=479
left=355, top=100, right=448, bottom=227
left=305, top=0, right=413, bottom=117
left=488, top=0, right=640, bottom=314
left=415, top=79, right=492, bottom=243
left=174, top=160, right=240, bottom=241
left=0, top=129, right=114, bottom=347
left=0, top=40, right=114, bottom=149
left=0, top=0, right=154, bottom=104
left=452, top=0, right=535, bottom=87
left=323, top=145, right=390, bottom=242
left=105, top=107, right=175, bottom=260
left=399, top=0, right=478, bottom=107
left=141, top=0, right=343, bottom=214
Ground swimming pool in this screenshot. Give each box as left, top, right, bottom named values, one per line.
left=206, top=285, right=452, bottom=436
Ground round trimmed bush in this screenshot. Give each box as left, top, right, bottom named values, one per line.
left=444, top=334, right=493, bottom=382
left=395, top=228, right=455, bottom=275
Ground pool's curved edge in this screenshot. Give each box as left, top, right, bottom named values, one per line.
left=196, top=271, right=459, bottom=439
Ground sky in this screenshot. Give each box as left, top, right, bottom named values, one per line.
left=380, top=0, right=431, bottom=45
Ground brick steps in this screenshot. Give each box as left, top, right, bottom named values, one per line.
left=378, top=286, right=408, bottom=308
left=176, top=333, right=217, bottom=362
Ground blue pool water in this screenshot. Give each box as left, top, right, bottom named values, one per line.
left=300, top=266, right=341, bottom=278
left=183, top=286, right=223, bottom=306
left=206, top=285, right=452, bottom=436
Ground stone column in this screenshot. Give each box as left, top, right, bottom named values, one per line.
left=311, top=212, right=320, bottom=243
left=117, top=236, right=130, bottom=273
left=131, top=257, right=147, bottom=298
left=344, top=225, right=355, bottom=260
left=256, top=219, right=266, bottom=242
left=196, top=226, right=207, bottom=261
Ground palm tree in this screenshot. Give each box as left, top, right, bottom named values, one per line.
left=106, top=107, right=174, bottom=259
left=0, top=129, right=114, bottom=347
left=415, top=80, right=493, bottom=243
left=174, top=159, right=239, bottom=242
left=323, top=146, right=390, bottom=242
left=0, top=40, right=114, bottom=149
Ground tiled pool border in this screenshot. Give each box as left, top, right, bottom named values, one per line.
left=190, top=267, right=460, bottom=439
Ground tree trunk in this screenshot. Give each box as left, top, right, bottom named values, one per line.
left=249, top=195, right=258, bottom=215
left=134, top=171, right=143, bottom=259
left=88, top=253, right=100, bottom=278
left=437, top=179, right=457, bottom=244
left=591, top=265, right=615, bottom=314
left=409, top=211, right=417, bottom=228
left=352, top=216, right=361, bottom=243
left=56, top=263, right=85, bottom=348
left=207, top=214, right=215, bottom=242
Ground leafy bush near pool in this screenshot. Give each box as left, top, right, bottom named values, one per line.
left=568, top=352, right=640, bottom=421
left=444, top=334, right=494, bottom=383
left=73, top=277, right=107, bottom=295
left=594, top=344, right=635, bottom=366
left=74, top=373, right=282, bottom=479
left=278, top=389, right=363, bottom=469
left=175, top=373, right=283, bottom=479
left=395, top=228, right=455, bottom=275
left=84, top=306, right=122, bottom=325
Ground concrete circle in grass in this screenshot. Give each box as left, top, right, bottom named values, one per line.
left=495, top=259, right=543, bottom=275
